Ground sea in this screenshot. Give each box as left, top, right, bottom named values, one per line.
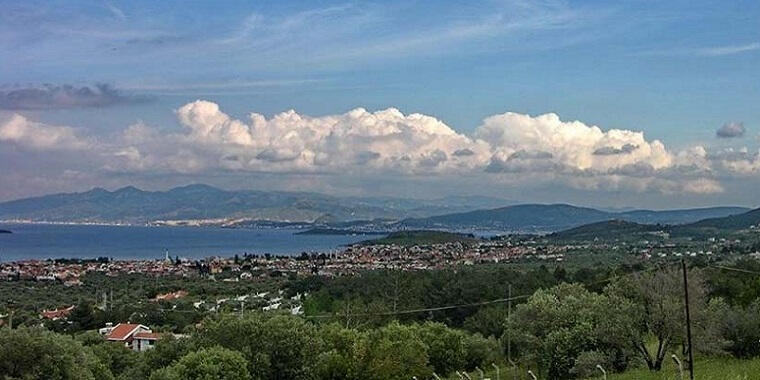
left=0, top=223, right=376, bottom=262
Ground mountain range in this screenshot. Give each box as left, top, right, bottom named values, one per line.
left=0, top=184, right=513, bottom=225
left=548, top=207, right=760, bottom=241
left=398, top=204, right=750, bottom=232
left=0, top=184, right=753, bottom=232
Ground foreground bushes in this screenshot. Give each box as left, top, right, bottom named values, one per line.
left=0, top=314, right=498, bottom=380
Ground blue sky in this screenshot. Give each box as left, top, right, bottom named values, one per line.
left=0, top=0, right=759, bottom=208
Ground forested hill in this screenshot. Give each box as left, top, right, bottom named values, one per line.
left=681, top=207, right=760, bottom=230
left=548, top=207, right=760, bottom=240
left=399, top=204, right=748, bottom=232
left=549, top=220, right=665, bottom=241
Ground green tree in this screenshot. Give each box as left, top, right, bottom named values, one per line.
left=412, top=322, right=468, bottom=374
left=604, top=267, right=724, bottom=371
left=150, top=346, right=250, bottom=380
left=69, top=300, right=98, bottom=331
left=0, top=327, right=113, bottom=380
left=717, top=299, right=760, bottom=358
left=122, top=335, right=194, bottom=379
left=313, top=323, right=369, bottom=380
left=194, top=314, right=320, bottom=379
left=364, top=322, right=432, bottom=380
left=507, top=283, right=617, bottom=379
left=463, top=305, right=509, bottom=339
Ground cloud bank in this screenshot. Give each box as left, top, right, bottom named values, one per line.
left=0, top=84, right=148, bottom=110
left=3, top=101, right=759, bottom=196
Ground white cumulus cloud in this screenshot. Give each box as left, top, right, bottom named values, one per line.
left=0, top=114, right=89, bottom=150
left=4, top=101, right=755, bottom=196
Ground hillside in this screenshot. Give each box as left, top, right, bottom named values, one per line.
left=399, top=204, right=612, bottom=232
left=550, top=219, right=666, bottom=241
left=399, top=204, right=749, bottom=232
left=681, top=207, right=760, bottom=230
left=618, top=206, right=748, bottom=225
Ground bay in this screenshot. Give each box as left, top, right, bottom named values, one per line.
left=0, top=223, right=376, bottom=262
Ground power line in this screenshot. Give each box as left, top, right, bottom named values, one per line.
left=305, top=294, right=532, bottom=319
left=305, top=266, right=670, bottom=320
left=584, top=263, right=674, bottom=286
left=708, top=264, right=760, bottom=276
left=130, top=265, right=679, bottom=320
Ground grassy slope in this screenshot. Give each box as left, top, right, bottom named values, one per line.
left=444, top=357, right=760, bottom=380
left=604, top=357, right=760, bottom=380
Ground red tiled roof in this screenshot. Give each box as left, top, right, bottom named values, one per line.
left=107, top=323, right=146, bottom=341
left=152, top=290, right=188, bottom=302
left=40, top=305, right=75, bottom=320
left=133, top=332, right=160, bottom=340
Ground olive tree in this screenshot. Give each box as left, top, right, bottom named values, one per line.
left=150, top=346, right=250, bottom=380
left=604, top=267, right=725, bottom=371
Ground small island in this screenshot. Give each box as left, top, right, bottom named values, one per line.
left=0, top=229, right=12, bottom=234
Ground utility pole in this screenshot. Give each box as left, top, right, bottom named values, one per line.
left=681, top=259, right=695, bottom=380
left=507, top=284, right=512, bottom=364
left=8, top=300, right=15, bottom=329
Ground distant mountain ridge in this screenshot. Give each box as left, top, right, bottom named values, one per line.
left=546, top=206, right=760, bottom=240
left=398, top=204, right=750, bottom=232
left=681, top=208, right=760, bottom=230
left=549, top=220, right=664, bottom=240
left=0, top=184, right=513, bottom=225
left=0, top=185, right=751, bottom=231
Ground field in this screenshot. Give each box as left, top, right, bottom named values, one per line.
left=604, top=357, right=760, bottom=380
left=446, top=357, right=760, bottom=380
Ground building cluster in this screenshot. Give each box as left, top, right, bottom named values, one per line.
left=0, top=240, right=576, bottom=280
left=3, top=232, right=750, bottom=282
left=0, top=259, right=197, bottom=283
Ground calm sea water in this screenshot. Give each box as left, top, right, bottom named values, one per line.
left=0, top=223, right=375, bottom=262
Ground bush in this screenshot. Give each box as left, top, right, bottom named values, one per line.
left=0, top=327, right=113, bottom=380
left=149, top=346, right=250, bottom=380
left=570, top=350, right=613, bottom=379
left=720, top=301, right=760, bottom=358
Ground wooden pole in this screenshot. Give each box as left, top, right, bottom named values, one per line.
left=681, top=259, right=695, bottom=380
left=507, top=284, right=512, bottom=363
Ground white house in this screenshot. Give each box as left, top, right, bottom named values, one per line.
left=101, top=323, right=160, bottom=352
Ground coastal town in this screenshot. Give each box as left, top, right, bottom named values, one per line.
left=1, top=232, right=746, bottom=283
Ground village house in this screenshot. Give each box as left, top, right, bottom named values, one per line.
left=100, top=322, right=159, bottom=352
left=40, top=305, right=75, bottom=321
left=152, top=290, right=188, bottom=302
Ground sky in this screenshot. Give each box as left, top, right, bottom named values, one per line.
left=0, top=0, right=759, bottom=209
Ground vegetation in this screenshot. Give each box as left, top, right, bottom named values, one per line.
left=359, top=230, right=477, bottom=246
left=685, top=208, right=760, bottom=230
left=549, top=219, right=665, bottom=241
left=601, top=357, right=760, bottom=380
left=5, top=255, right=760, bottom=379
